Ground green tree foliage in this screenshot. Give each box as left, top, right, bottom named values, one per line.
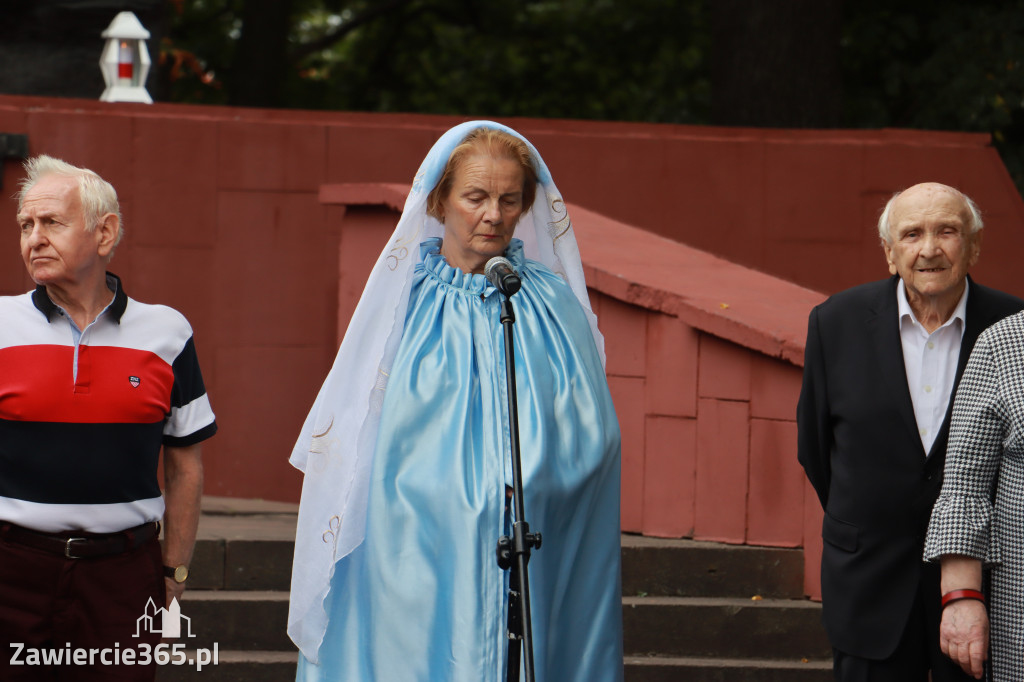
left=159, top=0, right=1024, bottom=192
left=160, top=0, right=710, bottom=122
left=841, top=0, right=1024, bottom=188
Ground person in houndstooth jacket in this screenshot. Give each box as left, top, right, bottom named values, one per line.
left=926, top=309, right=1024, bottom=681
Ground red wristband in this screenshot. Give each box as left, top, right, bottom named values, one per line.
left=941, top=588, right=985, bottom=609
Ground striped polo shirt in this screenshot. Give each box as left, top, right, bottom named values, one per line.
left=0, top=273, right=217, bottom=533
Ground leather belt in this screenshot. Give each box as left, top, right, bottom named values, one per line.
left=0, top=521, right=160, bottom=559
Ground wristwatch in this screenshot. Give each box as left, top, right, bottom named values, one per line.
left=164, top=564, right=190, bottom=583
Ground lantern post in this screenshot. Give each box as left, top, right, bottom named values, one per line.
left=99, top=12, right=153, bottom=104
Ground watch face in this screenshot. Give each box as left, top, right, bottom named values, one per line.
left=173, top=565, right=189, bottom=583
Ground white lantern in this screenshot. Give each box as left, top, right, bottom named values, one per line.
left=99, top=12, right=153, bottom=104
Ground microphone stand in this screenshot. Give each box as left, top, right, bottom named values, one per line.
left=494, top=292, right=542, bottom=682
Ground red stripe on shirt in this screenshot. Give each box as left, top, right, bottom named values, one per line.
left=0, top=344, right=173, bottom=423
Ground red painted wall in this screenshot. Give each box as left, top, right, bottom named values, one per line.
left=2, top=95, right=1022, bottom=532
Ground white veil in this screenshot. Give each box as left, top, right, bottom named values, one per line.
left=287, top=120, right=604, bottom=662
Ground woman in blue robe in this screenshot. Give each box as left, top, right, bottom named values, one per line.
left=288, top=122, right=623, bottom=681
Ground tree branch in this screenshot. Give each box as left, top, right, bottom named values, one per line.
left=288, top=0, right=415, bottom=63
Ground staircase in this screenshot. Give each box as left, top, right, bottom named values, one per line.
left=157, top=498, right=831, bottom=681
left=156, top=497, right=296, bottom=682
left=622, top=534, right=831, bottom=680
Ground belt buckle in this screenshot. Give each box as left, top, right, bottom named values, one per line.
left=64, top=537, right=87, bottom=559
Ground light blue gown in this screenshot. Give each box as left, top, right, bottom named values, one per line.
left=296, top=238, right=623, bottom=682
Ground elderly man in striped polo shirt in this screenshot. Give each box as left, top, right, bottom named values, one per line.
left=0, top=156, right=217, bottom=681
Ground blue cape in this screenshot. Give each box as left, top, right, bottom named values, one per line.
left=297, top=239, right=623, bottom=681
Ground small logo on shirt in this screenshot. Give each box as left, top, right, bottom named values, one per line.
left=129, top=376, right=141, bottom=388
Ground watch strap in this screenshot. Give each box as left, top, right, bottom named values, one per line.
left=163, top=564, right=189, bottom=583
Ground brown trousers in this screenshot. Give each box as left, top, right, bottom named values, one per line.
left=0, top=533, right=164, bottom=681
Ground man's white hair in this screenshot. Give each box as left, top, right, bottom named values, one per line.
left=17, top=155, right=124, bottom=251
left=877, top=184, right=983, bottom=245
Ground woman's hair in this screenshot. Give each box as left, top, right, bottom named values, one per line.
left=426, top=127, right=539, bottom=220
left=18, top=155, right=124, bottom=251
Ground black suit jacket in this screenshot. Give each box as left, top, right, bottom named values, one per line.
left=797, top=275, right=1024, bottom=659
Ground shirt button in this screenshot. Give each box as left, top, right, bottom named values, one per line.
left=920, top=428, right=928, bottom=437
left=927, top=341, right=935, bottom=350
left=924, top=385, right=933, bottom=393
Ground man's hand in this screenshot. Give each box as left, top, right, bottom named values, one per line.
left=165, top=576, right=186, bottom=609
left=940, top=598, right=988, bottom=679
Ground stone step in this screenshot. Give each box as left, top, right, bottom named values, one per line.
left=155, top=652, right=832, bottom=682
left=622, top=596, right=830, bottom=661
left=172, top=592, right=829, bottom=661
left=190, top=499, right=809, bottom=600
left=621, top=535, right=805, bottom=599
left=624, top=655, right=832, bottom=682
left=188, top=497, right=298, bottom=592
left=155, top=650, right=296, bottom=682
left=175, top=591, right=291, bottom=652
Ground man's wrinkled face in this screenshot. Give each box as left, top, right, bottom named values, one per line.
left=18, top=174, right=105, bottom=289
left=883, top=184, right=980, bottom=305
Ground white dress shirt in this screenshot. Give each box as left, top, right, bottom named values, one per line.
left=897, top=278, right=969, bottom=454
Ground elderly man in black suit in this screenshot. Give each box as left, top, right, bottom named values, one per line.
left=797, top=182, right=1024, bottom=681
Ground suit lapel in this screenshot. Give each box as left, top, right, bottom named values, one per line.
left=868, top=276, right=925, bottom=456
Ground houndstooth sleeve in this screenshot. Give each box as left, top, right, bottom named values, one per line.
left=924, top=330, right=1007, bottom=565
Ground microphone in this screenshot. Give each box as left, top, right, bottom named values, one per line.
left=485, top=257, right=521, bottom=296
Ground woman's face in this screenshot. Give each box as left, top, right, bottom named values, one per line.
left=439, top=153, right=525, bottom=275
